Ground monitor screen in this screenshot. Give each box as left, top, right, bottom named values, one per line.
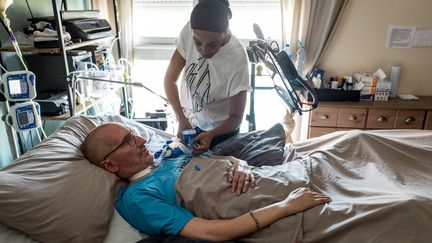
left=18, top=111, right=30, bottom=125
left=9, top=79, right=23, bottom=95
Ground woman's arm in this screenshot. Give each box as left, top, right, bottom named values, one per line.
left=178, top=187, right=331, bottom=242
left=164, top=49, right=191, bottom=137
left=193, top=90, right=247, bottom=153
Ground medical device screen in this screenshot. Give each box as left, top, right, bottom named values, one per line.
left=2, top=71, right=36, bottom=101
left=18, top=110, right=30, bottom=126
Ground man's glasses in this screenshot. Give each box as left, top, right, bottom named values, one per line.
left=102, top=129, right=137, bottom=161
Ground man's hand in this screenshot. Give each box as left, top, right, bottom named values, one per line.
left=212, top=156, right=256, bottom=196
left=281, top=187, right=331, bottom=214
left=228, top=162, right=255, bottom=196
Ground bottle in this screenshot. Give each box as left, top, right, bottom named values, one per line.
left=346, top=77, right=353, bottom=90
left=295, top=41, right=306, bottom=78
left=315, top=74, right=322, bottom=89
left=283, top=44, right=292, bottom=59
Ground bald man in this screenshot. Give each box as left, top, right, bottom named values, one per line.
left=82, top=122, right=331, bottom=242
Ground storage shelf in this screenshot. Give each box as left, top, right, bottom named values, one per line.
left=42, top=100, right=95, bottom=120
left=0, top=36, right=114, bottom=54
left=65, top=36, right=115, bottom=51
left=41, top=86, right=122, bottom=120
left=0, top=46, right=60, bottom=54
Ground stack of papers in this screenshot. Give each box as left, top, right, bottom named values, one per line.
left=398, top=94, right=419, bottom=100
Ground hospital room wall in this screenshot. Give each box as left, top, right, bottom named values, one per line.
left=318, top=0, right=432, bottom=96
left=0, top=0, right=90, bottom=167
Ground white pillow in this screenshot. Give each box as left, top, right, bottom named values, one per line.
left=103, top=209, right=148, bottom=243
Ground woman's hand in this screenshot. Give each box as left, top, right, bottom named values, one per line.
left=212, top=156, right=256, bottom=196
left=192, top=131, right=214, bottom=154
left=281, top=188, right=331, bottom=215
left=177, top=118, right=193, bottom=139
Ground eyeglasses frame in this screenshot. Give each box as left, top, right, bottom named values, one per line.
left=102, top=129, right=137, bottom=161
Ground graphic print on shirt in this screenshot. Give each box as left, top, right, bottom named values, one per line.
left=175, top=158, right=191, bottom=173
left=184, top=57, right=215, bottom=113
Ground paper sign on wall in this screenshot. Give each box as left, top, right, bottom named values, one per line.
left=386, top=25, right=416, bottom=48
left=414, top=29, right=432, bottom=47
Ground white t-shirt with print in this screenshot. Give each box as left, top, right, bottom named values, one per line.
left=175, top=22, right=250, bottom=131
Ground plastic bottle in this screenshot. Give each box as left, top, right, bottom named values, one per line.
left=283, top=44, right=292, bottom=59
left=315, top=74, right=322, bottom=89
left=295, top=41, right=306, bottom=78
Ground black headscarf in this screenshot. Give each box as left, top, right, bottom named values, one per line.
left=190, top=0, right=232, bottom=33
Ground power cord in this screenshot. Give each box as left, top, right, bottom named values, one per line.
left=25, top=0, right=34, bottom=19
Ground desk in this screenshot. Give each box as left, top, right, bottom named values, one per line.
left=308, top=96, right=432, bottom=138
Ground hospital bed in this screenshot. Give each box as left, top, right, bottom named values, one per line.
left=1, top=25, right=431, bottom=243
left=0, top=114, right=431, bottom=243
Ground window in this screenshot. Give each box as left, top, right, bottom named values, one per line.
left=132, top=0, right=281, bottom=48
left=131, top=0, right=285, bottom=131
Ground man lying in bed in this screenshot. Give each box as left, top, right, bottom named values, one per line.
left=81, top=122, right=331, bottom=242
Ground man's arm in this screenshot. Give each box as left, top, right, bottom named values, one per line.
left=164, top=49, right=190, bottom=138
left=179, top=188, right=331, bottom=242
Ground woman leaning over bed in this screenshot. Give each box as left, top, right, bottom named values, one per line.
left=164, top=0, right=250, bottom=154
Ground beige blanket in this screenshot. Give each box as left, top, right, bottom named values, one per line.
left=176, top=129, right=432, bottom=243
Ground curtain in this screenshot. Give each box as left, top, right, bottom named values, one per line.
left=117, top=0, right=134, bottom=61
left=282, top=0, right=350, bottom=74
left=280, top=0, right=350, bottom=142
left=91, top=0, right=134, bottom=61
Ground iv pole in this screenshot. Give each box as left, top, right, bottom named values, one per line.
left=0, top=0, right=21, bottom=159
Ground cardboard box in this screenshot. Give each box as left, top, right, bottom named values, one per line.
left=353, top=72, right=377, bottom=87
left=360, top=86, right=377, bottom=96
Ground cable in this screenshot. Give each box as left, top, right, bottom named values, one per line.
left=0, top=14, right=8, bottom=31
left=88, top=97, right=101, bottom=114
left=25, top=0, right=34, bottom=19
left=0, top=13, right=28, bottom=70
left=0, top=15, right=11, bottom=72
left=108, top=37, right=120, bottom=56
left=31, top=102, right=47, bottom=139
left=0, top=62, right=7, bottom=72
left=35, top=128, right=42, bottom=143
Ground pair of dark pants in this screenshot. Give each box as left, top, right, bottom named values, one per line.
left=194, top=127, right=240, bottom=150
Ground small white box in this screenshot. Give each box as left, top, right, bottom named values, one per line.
left=374, top=91, right=389, bottom=101
left=376, top=80, right=392, bottom=91
left=360, top=86, right=376, bottom=96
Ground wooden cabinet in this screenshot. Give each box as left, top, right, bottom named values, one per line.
left=308, top=96, right=432, bottom=138
left=425, top=111, right=432, bottom=130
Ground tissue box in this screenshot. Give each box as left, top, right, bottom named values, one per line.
left=360, top=86, right=377, bottom=96
left=353, top=72, right=378, bottom=87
